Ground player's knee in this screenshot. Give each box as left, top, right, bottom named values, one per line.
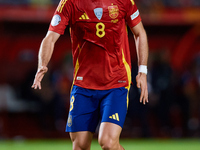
left=72, top=140, right=91, bottom=150
left=98, top=137, right=118, bottom=150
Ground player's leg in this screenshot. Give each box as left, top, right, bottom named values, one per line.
left=98, top=122, right=124, bottom=150
left=97, top=87, right=129, bottom=150
left=70, top=131, right=93, bottom=150
left=66, top=85, right=100, bottom=150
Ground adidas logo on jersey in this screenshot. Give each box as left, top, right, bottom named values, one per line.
left=109, top=113, right=120, bottom=121
left=79, top=13, right=89, bottom=20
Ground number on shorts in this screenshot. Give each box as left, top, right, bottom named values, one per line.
left=70, top=96, right=75, bottom=111
left=96, top=22, right=105, bottom=38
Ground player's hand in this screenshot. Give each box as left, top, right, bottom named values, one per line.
left=31, top=66, right=48, bottom=90
left=136, top=72, right=148, bottom=105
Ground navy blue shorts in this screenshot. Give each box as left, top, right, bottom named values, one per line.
left=66, top=85, right=129, bottom=132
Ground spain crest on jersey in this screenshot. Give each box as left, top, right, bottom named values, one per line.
left=108, top=5, right=119, bottom=19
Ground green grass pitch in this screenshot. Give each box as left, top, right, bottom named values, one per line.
left=0, top=139, right=200, bottom=150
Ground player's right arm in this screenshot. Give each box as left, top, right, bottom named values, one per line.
left=32, top=0, right=72, bottom=90
left=32, top=31, right=60, bottom=90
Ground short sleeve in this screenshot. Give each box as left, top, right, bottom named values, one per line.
left=125, top=0, right=141, bottom=28
left=49, top=0, right=72, bottom=35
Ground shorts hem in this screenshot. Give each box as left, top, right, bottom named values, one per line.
left=101, top=121, right=123, bottom=128
left=66, top=129, right=96, bottom=133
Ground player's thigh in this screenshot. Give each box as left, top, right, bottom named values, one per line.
left=66, top=85, right=100, bottom=132
left=100, top=87, right=128, bottom=128
left=98, top=122, right=122, bottom=147
left=70, top=131, right=93, bottom=149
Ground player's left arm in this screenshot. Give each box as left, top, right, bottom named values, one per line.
left=131, top=21, right=149, bottom=105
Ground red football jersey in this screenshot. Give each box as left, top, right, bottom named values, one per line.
left=49, top=0, right=141, bottom=90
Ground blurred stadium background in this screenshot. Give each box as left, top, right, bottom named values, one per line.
left=0, top=0, right=200, bottom=149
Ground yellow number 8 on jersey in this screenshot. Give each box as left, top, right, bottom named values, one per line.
left=96, top=22, right=105, bottom=38
left=70, top=96, right=75, bottom=111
